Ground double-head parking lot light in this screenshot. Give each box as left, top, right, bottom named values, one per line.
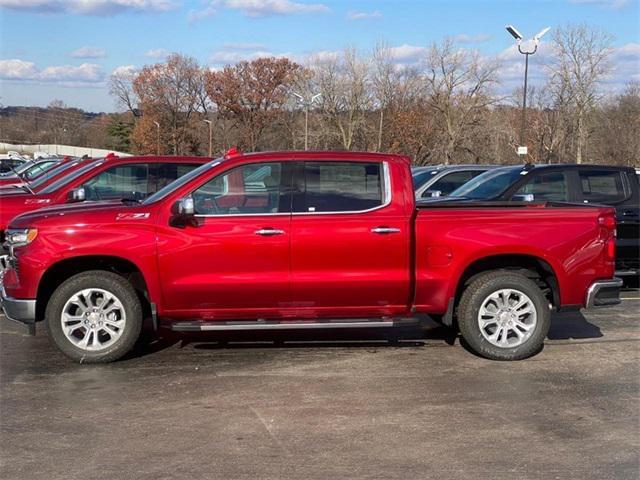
left=505, top=25, right=550, bottom=160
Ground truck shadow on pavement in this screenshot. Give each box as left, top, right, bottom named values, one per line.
left=125, top=311, right=603, bottom=360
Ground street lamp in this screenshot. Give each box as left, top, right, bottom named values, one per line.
left=505, top=25, right=550, bottom=160
left=203, top=119, right=213, bottom=157
left=153, top=121, right=160, bottom=156
left=292, top=92, right=321, bottom=151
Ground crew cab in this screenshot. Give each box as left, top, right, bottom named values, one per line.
left=0, top=151, right=622, bottom=363
left=444, top=164, right=640, bottom=279
left=0, top=155, right=207, bottom=244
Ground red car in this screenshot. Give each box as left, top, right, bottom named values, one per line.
left=0, top=155, right=207, bottom=243
left=1, top=150, right=621, bottom=363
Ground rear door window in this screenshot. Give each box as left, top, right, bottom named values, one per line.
left=150, top=163, right=200, bottom=194
left=579, top=170, right=628, bottom=204
left=514, top=172, right=569, bottom=202
left=296, top=161, right=384, bottom=213
left=81, top=163, right=149, bottom=201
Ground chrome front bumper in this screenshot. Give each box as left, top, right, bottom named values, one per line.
left=0, top=255, right=37, bottom=332
left=585, top=278, right=623, bottom=308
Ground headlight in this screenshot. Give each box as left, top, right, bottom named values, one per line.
left=5, top=228, right=38, bottom=248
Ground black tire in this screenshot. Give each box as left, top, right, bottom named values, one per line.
left=457, top=271, right=550, bottom=361
left=45, top=270, right=143, bottom=363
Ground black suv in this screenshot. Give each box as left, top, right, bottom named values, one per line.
left=442, top=164, right=640, bottom=279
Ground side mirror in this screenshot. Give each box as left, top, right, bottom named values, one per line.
left=170, top=197, right=197, bottom=228
left=512, top=193, right=535, bottom=202
left=428, top=190, right=442, bottom=198
left=67, top=187, right=86, bottom=203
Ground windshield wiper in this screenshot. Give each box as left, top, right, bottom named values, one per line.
left=121, top=197, right=141, bottom=204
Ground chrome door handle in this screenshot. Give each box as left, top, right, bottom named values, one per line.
left=371, top=227, right=401, bottom=234
left=255, top=228, right=285, bottom=236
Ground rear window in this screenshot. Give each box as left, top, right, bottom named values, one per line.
left=514, top=172, right=569, bottom=202
left=579, top=170, right=628, bottom=204
left=39, top=160, right=104, bottom=194
left=296, top=161, right=384, bottom=213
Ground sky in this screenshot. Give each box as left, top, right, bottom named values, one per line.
left=0, top=0, right=638, bottom=112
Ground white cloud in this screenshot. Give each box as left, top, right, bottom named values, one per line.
left=0, top=0, right=176, bottom=16
left=210, top=48, right=290, bottom=65
left=145, top=48, right=170, bottom=58
left=609, top=42, right=640, bottom=83
left=71, top=46, right=107, bottom=58
left=453, top=33, right=492, bottom=44
left=0, top=59, right=104, bottom=86
left=388, top=44, right=428, bottom=64
left=569, top=0, right=631, bottom=9
left=346, top=10, right=382, bottom=20
left=189, top=0, right=329, bottom=21
left=112, top=64, right=138, bottom=76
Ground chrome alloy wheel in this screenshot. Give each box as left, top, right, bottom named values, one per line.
left=61, top=288, right=127, bottom=351
left=477, top=288, right=537, bottom=348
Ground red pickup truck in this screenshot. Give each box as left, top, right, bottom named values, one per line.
left=0, top=151, right=622, bottom=363
left=0, top=155, right=206, bottom=244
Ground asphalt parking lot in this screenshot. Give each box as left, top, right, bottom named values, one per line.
left=1, top=290, right=639, bottom=480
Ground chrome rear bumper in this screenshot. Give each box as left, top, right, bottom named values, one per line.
left=585, top=278, right=623, bottom=308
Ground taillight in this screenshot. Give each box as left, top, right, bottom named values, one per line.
left=598, top=213, right=617, bottom=237
left=606, top=237, right=616, bottom=262
left=598, top=214, right=616, bottom=229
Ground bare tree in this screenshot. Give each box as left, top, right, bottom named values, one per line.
left=548, top=24, right=613, bottom=164
left=109, top=68, right=140, bottom=117
left=425, top=38, right=501, bottom=164
left=312, top=47, right=372, bottom=150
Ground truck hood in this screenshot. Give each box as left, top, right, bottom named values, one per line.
left=8, top=201, right=145, bottom=229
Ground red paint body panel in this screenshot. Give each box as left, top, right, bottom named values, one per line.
left=3, top=151, right=617, bottom=326
left=413, top=206, right=615, bottom=314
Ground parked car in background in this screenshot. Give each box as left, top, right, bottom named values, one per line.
left=0, top=156, right=208, bottom=243
left=0, top=156, right=88, bottom=194
left=412, top=165, right=494, bottom=199
left=0, top=157, right=28, bottom=174
left=441, top=164, right=640, bottom=279
left=0, top=151, right=621, bottom=363
left=0, top=157, right=65, bottom=187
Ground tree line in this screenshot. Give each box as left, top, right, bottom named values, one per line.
left=1, top=24, right=638, bottom=166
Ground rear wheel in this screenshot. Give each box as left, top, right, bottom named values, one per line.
left=45, top=271, right=142, bottom=363
left=457, top=271, right=550, bottom=361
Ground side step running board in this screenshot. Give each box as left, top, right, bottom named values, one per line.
left=170, top=318, right=419, bottom=332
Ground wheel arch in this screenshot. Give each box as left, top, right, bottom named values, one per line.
left=36, top=255, right=154, bottom=323
left=443, top=253, right=561, bottom=327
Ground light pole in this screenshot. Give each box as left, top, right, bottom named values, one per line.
left=292, top=92, right=321, bottom=151
left=153, top=121, right=160, bottom=156
left=505, top=25, right=550, bottom=161
left=203, top=119, right=213, bottom=157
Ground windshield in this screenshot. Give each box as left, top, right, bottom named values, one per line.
left=28, top=160, right=82, bottom=190
left=143, top=159, right=222, bottom=205
left=24, top=160, right=59, bottom=180
left=39, top=160, right=104, bottom=194
left=412, top=169, right=439, bottom=189
left=449, top=167, right=524, bottom=199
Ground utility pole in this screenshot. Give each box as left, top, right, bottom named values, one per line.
left=153, top=121, right=160, bottom=156
left=203, top=119, right=213, bottom=157
left=292, top=92, right=321, bottom=150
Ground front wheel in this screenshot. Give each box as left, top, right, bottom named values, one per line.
left=457, top=271, right=551, bottom=361
left=45, top=271, right=143, bottom=363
